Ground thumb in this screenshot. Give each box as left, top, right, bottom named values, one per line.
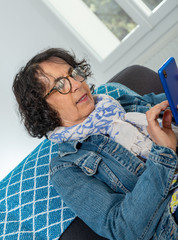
left=162, top=109, right=172, bottom=129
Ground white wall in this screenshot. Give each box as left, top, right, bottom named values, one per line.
left=0, top=0, right=178, bottom=180
left=135, top=23, right=178, bottom=70
left=0, top=0, right=91, bottom=180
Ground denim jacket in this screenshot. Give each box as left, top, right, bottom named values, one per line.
left=50, top=93, right=178, bottom=240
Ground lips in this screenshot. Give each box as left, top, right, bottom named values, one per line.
left=76, top=93, right=87, bottom=104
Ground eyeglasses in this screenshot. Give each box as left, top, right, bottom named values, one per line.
left=44, top=66, right=87, bottom=97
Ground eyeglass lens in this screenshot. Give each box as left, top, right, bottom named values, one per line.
left=71, top=67, right=86, bottom=81
left=55, top=78, right=71, bottom=94
left=55, top=67, right=86, bottom=94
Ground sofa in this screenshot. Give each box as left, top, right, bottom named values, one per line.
left=0, top=65, right=163, bottom=240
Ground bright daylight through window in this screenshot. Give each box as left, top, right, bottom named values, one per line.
left=82, top=0, right=137, bottom=41
left=82, top=0, right=164, bottom=41
left=141, top=0, right=163, bottom=10
left=44, top=0, right=176, bottom=62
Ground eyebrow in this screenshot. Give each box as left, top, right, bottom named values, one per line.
left=53, top=66, right=73, bottom=84
left=68, top=67, right=73, bottom=75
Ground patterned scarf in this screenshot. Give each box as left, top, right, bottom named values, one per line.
left=47, top=94, right=152, bottom=159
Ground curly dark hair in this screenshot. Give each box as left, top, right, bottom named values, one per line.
left=12, top=48, right=92, bottom=138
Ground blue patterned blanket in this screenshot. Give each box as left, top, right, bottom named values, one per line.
left=0, top=83, right=137, bottom=239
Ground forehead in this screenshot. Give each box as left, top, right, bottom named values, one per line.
left=39, top=57, right=71, bottom=77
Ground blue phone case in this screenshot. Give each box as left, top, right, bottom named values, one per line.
left=158, top=57, right=178, bottom=125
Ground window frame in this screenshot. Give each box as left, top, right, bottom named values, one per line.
left=42, top=0, right=178, bottom=68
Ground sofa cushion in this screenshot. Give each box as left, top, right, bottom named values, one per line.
left=0, top=82, right=141, bottom=239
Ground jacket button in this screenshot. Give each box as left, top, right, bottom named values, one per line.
left=84, top=167, right=94, bottom=174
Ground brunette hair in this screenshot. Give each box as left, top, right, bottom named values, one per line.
left=12, top=48, right=91, bottom=138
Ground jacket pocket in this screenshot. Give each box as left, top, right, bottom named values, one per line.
left=75, top=152, right=129, bottom=193
left=75, top=152, right=102, bottom=176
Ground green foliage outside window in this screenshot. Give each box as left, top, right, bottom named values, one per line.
left=82, top=0, right=163, bottom=40
left=82, top=0, right=137, bottom=41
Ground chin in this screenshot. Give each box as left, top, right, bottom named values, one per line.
left=85, top=103, right=95, bottom=117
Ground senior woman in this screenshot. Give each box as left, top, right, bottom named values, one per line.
left=13, top=48, right=178, bottom=240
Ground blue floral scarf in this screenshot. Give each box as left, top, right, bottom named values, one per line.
left=47, top=94, right=152, bottom=159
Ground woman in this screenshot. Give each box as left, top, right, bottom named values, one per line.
left=13, top=48, right=178, bottom=239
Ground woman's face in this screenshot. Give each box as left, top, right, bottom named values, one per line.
left=40, top=59, right=95, bottom=127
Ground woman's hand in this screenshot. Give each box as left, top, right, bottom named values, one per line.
left=146, top=100, right=177, bottom=152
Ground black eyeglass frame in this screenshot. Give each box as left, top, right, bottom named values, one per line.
left=44, top=66, right=87, bottom=98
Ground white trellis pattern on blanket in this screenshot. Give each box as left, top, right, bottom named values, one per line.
left=0, top=83, right=137, bottom=239
left=0, top=140, right=75, bottom=239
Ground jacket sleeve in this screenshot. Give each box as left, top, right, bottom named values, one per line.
left=118, top=93, right=167, bottom=113
left=50, top=143, right=177, bottom=240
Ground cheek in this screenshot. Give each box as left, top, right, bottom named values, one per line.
left=83, top=82, right=91, bottom=91
left=60, top=104, right=77, bottom=116
left=55, top=99, right=78, bottom=118
left=46, top=95, right=65, bottom=114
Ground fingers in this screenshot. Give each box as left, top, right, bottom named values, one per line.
left=146, top=100, right=169, bottom=122
left=146, top=101, right=176, bottom=152
left=146, top=101, right=169, bottom=135
left=162, top=109, right=172, bottom=129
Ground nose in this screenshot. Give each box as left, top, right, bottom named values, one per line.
left=69, top=77, right=82, bottom=92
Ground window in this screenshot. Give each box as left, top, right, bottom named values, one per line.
left=141, top=0, right=163, bottom=10
left=82, top=0, right=137, bottom=41
left=42, top=0, right=177, bottom=64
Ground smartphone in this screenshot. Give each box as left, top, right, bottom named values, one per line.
left=158, top=57, right=178, bottom=125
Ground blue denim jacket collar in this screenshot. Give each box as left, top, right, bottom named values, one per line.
left=58, top=140, right=78, bottom=157
left=58, top=136, right=93, bottom=157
